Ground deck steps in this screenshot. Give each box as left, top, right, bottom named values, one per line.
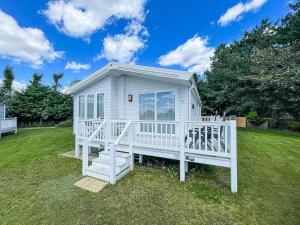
left=85, top=150, right=131, bottom=183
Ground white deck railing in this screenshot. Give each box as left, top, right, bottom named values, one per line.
left=77, top=119, right=103, bottom=139
left=183, top=121, right=231, bottom=158
left=0, top=117, right=17, bottom=138
left=81, top=118, right=237, bottom=192
left=79, top=119, right=234, bottom=159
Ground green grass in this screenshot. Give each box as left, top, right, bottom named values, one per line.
left=0, top=128, right=299, bottom=225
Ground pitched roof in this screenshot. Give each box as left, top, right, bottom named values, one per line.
left=68, top=62, right=193, bottom=95
left=67, top=62, right=201, bottom=106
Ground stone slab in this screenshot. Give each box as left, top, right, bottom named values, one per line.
left=74, top=177, right=108, bottom=193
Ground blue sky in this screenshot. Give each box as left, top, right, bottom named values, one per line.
left=0, top=0, right=291, bottom=91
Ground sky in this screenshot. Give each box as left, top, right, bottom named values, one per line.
left=0, top=0, right=292, bottom=91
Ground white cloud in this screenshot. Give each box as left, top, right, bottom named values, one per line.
left=61, top=86, right=69, bottom=94
left=158, top=35, right=214, bottom=74
left=218, top=0, right=267, bottom=26
left=0, top=80, right=27, bottom=92
left=99, top=34, right=145, bottom=63
left=125, top=19, right=149, bottom=37
left=98, top=18, right=148, bottom=63
left=65, top=61, right=90, bottom=71
left=42, top=0, right=147, bottom=38
left=0, top=10, right=63, bottom=68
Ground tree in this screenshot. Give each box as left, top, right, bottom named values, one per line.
left=255, top=41, right=300, bottom=120
left=276, top=0, right=300, bottom=44
left=30, top=72, right=43, bottom=87
left=53, top=72, right=64, bottom=90
left=0, top=66, right=15, bottom=107
left=198, top=3, right=300, bottom=120
left=8, top=72, right=73, bottom=125
left=2, top=66, right=14, bottom=92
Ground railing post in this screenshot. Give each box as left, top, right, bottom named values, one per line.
left=104, top=120, right=109, bottom=147
left=129, top=124, right=134, bottom=170
left=14, top=117, right=17, bottom=134
left=110, top=145, right=116, bottom=184
left=108, top=120, right=111, bottom=143
left=180, top=121, right=185, bottom=182
left=230, top=119, right=238, bottom=192
left=82, top=141, right=89, bottom=176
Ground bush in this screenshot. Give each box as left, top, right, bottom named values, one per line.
left=269, top=118, right=279, bottom=128
left=247, top=111, right=265, bottom=125
left=288, top=120, right=300, bottom=131
left=56, top=119, right=72, bottom=127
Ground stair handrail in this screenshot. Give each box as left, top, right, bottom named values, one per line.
left=110, top=120, right=132, bottom=184
left=82, top=119, right=106, bottom=177
left=87, top=119, right=106, bottom=142
left=114, top=120, right=132, bottom=145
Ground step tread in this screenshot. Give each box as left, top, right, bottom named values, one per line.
left=92, top=156, right=127, bottom=166
left=87, top=163, right=129, bottom=175
left=99, top=150, right=130, bottom=158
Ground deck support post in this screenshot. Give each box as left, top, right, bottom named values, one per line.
left=180, top=121, right=185, bottom=182
left=185, top=161, right=189, bottom=173
left=138, top=155, right=143, bottom=164
left=110, top=145, right=116, bottom=184
left=129, top=125, right=134, bottom=170
left=230, top=120, right=238, bottom=193
left=82, top=141, right=89, bottom=176
left=180, top=152, right=185, bottom=182
left=75, top=139, right=80, bottom=158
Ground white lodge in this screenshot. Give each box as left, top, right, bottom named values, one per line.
left=68, top=63, right=237, bottom=192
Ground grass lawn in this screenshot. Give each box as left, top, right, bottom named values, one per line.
left=0, top=128, right=299, bottom=225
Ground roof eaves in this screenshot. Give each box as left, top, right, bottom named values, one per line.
left=67, top=63, right=113, bottom=94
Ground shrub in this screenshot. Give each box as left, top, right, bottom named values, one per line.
left=269, top=118, right=279, bottom=128
left=288, top=120, right=300, bottom=131
left=56, top=119, right=72, bottom=127
left=247, top=111, right=265, bottom=125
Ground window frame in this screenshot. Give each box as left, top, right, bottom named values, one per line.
left=78, top=95, right=85, bottom=119
left=78, top=92, right=105, bottom=120
left=138, top=90, right=178, bottom=122
left=138, top=92, right=156, bottom=121
left=96, top=93, right=105, bottom=119
left=87, top=94, right=95, bottom=119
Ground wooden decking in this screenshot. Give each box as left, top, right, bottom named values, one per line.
left=76, top=119, right=238, bottom=192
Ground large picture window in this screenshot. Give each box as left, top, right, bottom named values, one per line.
left=139, top=91, right=176, bottom=133
left=79, top=95, right=85, bottom=118
left=156, top=91, right=175, bottom=121
left=139, top=93, right=155, bottom=120
left=97, top=93, right=104, bottom=119
left=139, top=91, right=175, bottom=121
left=87, top=94, right=94, bottom=118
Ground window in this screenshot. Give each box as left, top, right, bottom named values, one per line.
left=97, top=93, right=104, bottom=118
left=139, top=93, right=155, bottom=120
left=79, top=95, right=85, bottom=118
left=156, top=91, right=175, bottom=121
left=139, top=91, right=176, bottom=133
left=87, top=94, right=94, bottom=118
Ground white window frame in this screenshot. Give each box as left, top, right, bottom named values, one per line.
left=78, top=92, right=105, bottom=120
left=138, top=89, right=178, bottom=121
left=96, top=93, right=105, bottom=119
left=138, top=90, right=178, bottom=134
left=78, top=95, right=85, bottom=119
left=87, top=94, right=95, bottom=119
